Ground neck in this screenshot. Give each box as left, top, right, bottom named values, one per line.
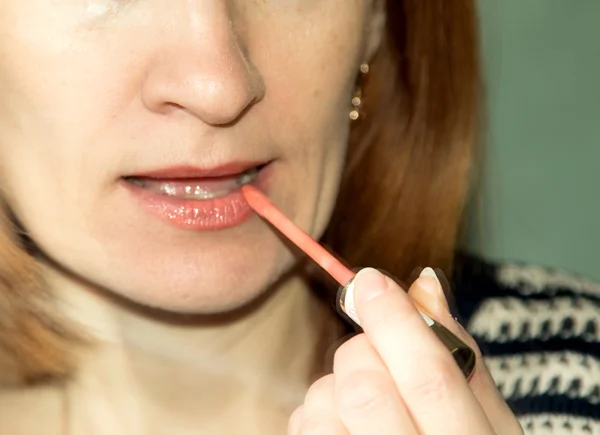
left=44, top=262, right=332, bottom=435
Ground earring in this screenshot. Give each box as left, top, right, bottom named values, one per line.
left=349, top=63, right=369, bottom=121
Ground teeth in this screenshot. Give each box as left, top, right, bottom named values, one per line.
left=129, top=167, right=259, bottom=200
left=238, top=168, right=258, bottom=185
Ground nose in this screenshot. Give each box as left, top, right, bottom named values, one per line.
left=141, top=4, right=264, bottom=125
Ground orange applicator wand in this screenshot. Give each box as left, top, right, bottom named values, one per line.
left=241, top=185, right=475, bottom=380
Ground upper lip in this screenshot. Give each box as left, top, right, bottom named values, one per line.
left=128, top=161, right=268, bottom=179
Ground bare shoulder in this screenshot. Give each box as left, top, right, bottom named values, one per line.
left=0, top=384, right=63, bottom=435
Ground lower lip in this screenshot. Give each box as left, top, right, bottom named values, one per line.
left=121, top=168, right=270, bottom=231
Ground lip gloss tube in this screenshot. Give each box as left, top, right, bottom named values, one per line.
left=241, top=185, right=476, bottom=380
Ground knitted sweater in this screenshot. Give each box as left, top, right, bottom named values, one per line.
left=453, top=254, right=600, bottom=435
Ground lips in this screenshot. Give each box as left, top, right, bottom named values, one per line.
left=121, top=161, right=271, bottom=230
left=125, top=166, right=260, bottom=200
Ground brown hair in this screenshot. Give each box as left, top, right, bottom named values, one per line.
left=325, top=0, right=481, bottom=280
left=0, top=0, right=481, bottom=385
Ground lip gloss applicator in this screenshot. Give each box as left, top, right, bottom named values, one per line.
left=241, top=185, right=476, bottom=380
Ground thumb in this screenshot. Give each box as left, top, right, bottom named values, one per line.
left=408, top=267, right=451, bottom=318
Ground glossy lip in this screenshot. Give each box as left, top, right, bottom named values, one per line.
left=121, top=161, right=272, bottom=231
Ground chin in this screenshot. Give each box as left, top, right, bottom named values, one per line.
left=117, top=246, right=296, bottom=315
left=47, top=216, right=298, bottom=316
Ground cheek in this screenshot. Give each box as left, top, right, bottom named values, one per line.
left=250, top=7, right=366, bottom=234
left=0, top=10, right=147, bottom=247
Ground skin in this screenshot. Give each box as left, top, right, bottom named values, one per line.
left=0, top=0, right=521, bottom=434
left=0, top=1, right=385, bottom=434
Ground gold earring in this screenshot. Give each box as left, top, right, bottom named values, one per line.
left=349, top=63, right=369, bottom=121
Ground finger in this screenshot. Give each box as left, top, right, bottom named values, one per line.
left=300, top=375, right=349, bottom=434
left=299, top=413, right=349, bottom=434
left=408, top=269, right=523, bottom=435
left=288, top=406, right=304, bottom=435
left=333, top=334, right=419, bottom=435
left=352, top=267, right=493, bottom=434
left=304, top=374, right=337, bottom=414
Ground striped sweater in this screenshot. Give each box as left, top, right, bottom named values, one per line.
left=453, top=254, right=600, bottom=434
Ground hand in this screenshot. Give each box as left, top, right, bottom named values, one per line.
left=288, top=268, right=524, bottom=435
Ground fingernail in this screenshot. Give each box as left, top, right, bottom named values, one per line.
left=339, top=268, right=388, bottom=326
left=354, top=267, right=388, bottom=305
left=418, top=267, right=450, bottom=311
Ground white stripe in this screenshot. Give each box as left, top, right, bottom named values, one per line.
left=518, top=414, right=600, bottom=435
left=468, top=297, right=600, bottom=342
left=484, top=351, right=600, bottom=403
left=498, top=263, right=600, bottom=298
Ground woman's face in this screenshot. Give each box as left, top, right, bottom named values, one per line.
left=0, top=1, right=383, bottom=313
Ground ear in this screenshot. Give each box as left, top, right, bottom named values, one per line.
left=364, top=0, right=386, bottom=62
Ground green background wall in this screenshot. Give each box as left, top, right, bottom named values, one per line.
left=464, top=1, right=600, bottom=280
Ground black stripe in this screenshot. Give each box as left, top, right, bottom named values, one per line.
left=474, top=337, right=600, bottom=357
left=492, top=290, right=600, bottom=304
left=508, top=394, right=600, bottom=419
